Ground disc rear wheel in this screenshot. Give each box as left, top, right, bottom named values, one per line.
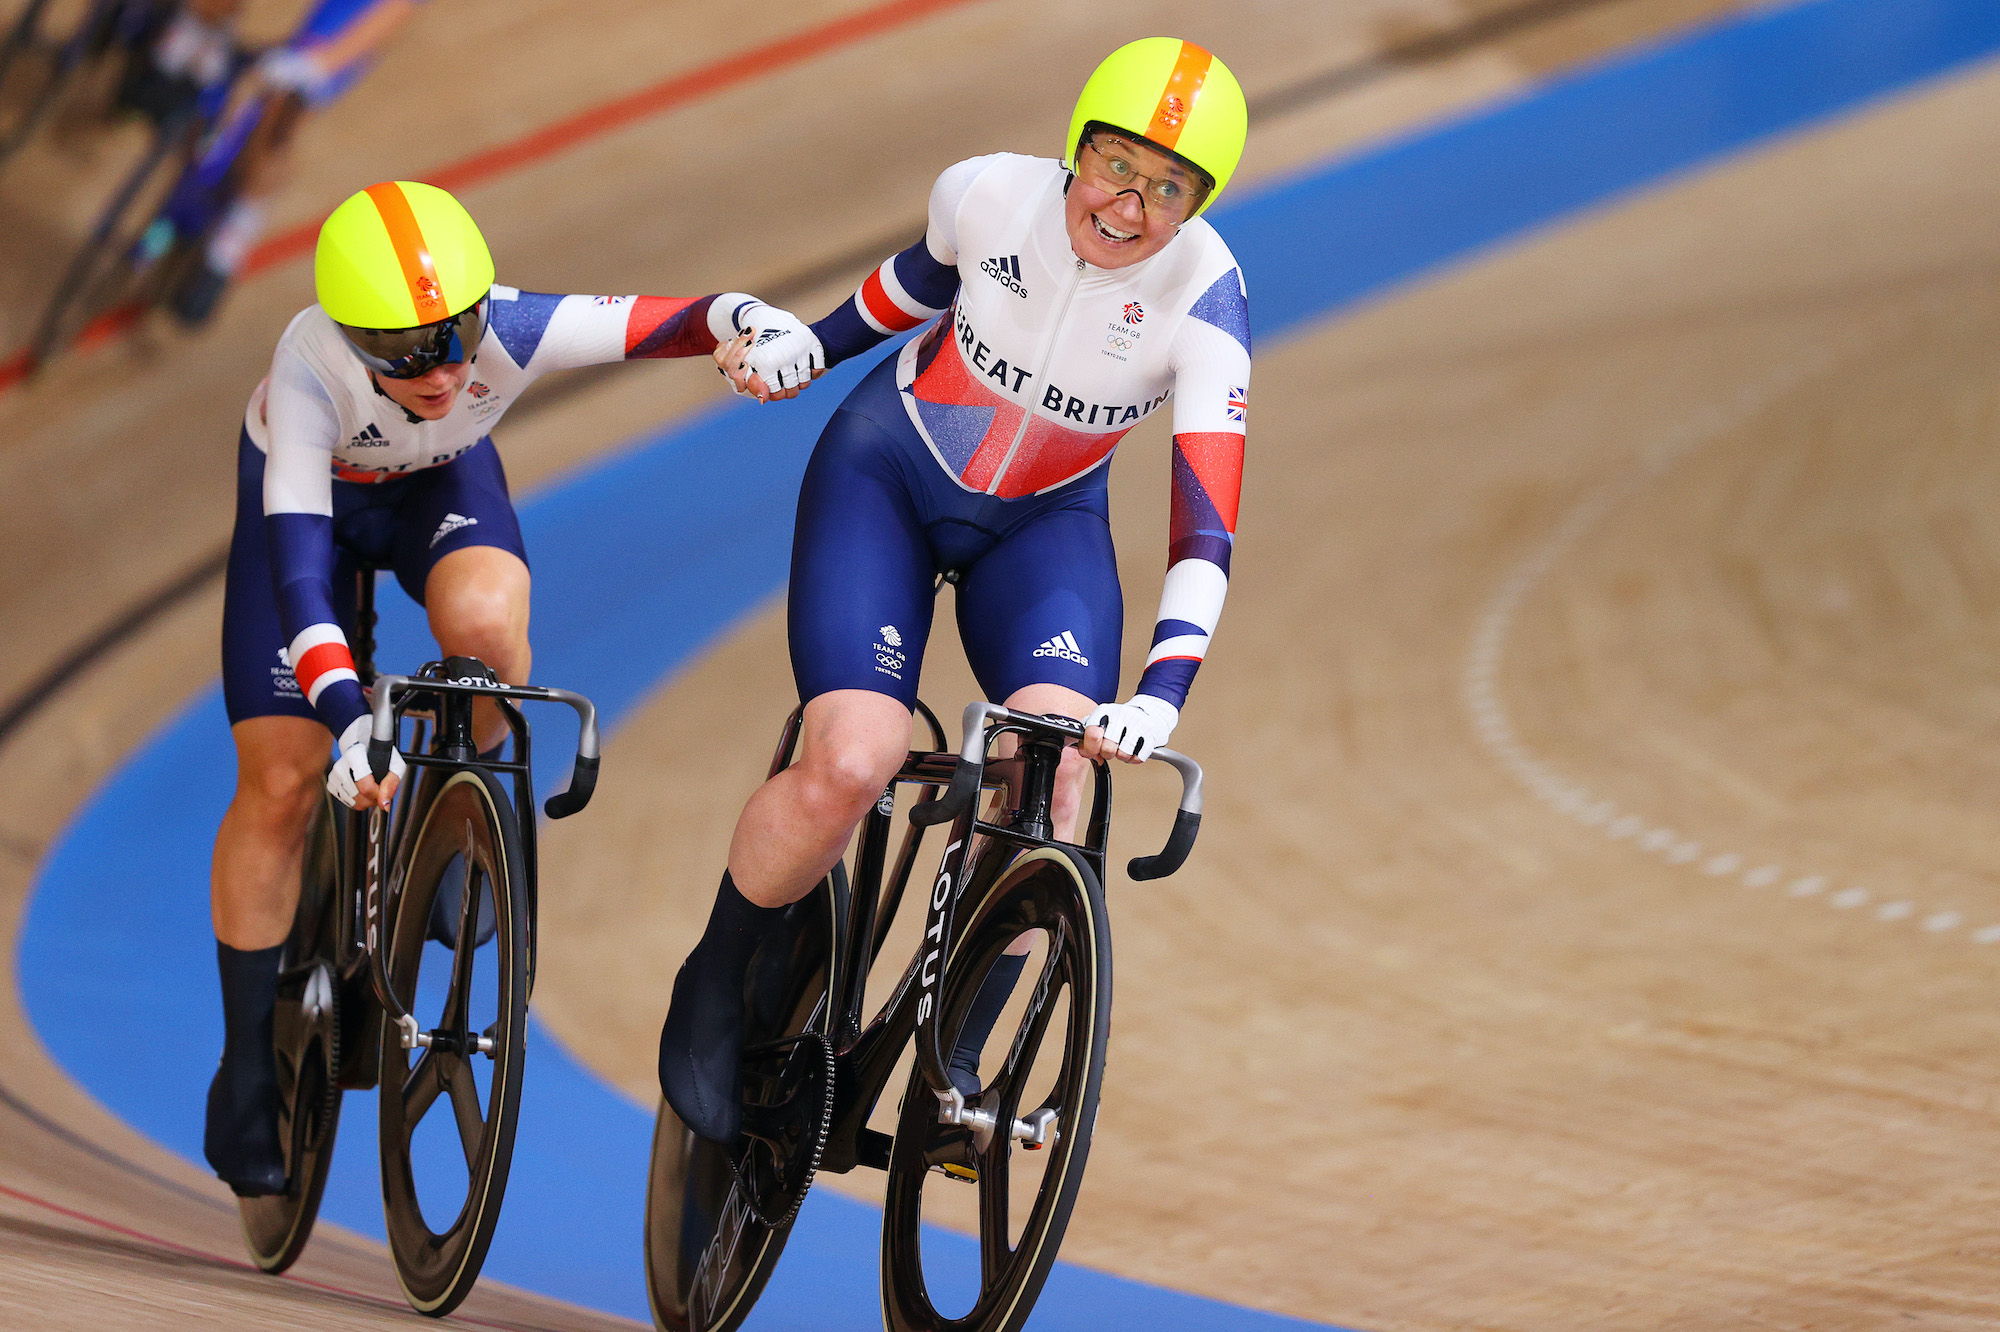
left=644, top=864, right=845, bottom=1332
left=238, top=795, right=346, bottom=1273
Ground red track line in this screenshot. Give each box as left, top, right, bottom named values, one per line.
left=233, top=0, right=979, bottom=279
left=2, top=0, right=985, bottom=397
left=0, top=1177, right=627, bottom=1330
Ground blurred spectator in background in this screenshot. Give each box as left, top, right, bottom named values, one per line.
left=172, top=0, right=422, bottom=323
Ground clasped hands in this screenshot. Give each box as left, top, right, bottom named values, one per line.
left=714, top=307, right=827, bottom=403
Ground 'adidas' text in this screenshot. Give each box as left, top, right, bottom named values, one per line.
left=979, top=255, right=1028, bottom=298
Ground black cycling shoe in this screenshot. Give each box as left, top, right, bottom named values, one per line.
left=657, top=871, right=787, bottom=1144
left=170, top=259, right=230, bottom=327
left=946, top=951, right=1029, bottom=1100
left=204, top=1053, right=285, bottom=1197
left=426, top=856, right=497, bottom=950
left=658, top=960, right=747, bottom=1144
left=207, top=940, right=285, bottom=1196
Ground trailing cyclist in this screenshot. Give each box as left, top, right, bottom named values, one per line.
left=662, top=37, right=1250, bottom=1142
left=167, top=0, right=427, bottom=324
left=205, top=179, right=817, bottom=1195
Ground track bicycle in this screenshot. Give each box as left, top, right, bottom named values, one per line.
left=240, top=569, right=604, bottom=1318
left=27, top=23, right=278, bottom=368
left=0, top=0, right=173, bottom=165
left=644, top=700, right=1204, bottom=1332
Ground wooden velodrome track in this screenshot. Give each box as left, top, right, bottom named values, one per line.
left=3, top=0, right=1997, bottom=1327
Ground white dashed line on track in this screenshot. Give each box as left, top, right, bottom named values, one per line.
left=1461, top=349, right=2000, bottom=946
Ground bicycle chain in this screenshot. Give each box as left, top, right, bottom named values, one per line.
left=725, top=1031, right=834, bottom=1231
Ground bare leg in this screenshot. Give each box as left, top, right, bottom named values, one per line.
left=660, top=688, right=910, bottom=1140
left=726, top=688, right=913, bottom=906
left=211, top=715, right=330, bottom=948
left=424, top=546, right=532, bottom=751
left=206, top=713, right=327, bottom=1194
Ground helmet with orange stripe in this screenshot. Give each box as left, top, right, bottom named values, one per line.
left=315, top=181, right=495, bottom=378
left=1066, top=38, right=1246, bottom=221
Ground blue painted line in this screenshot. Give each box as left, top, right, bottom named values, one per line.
left=19, top=0, right=2000, bottom=1326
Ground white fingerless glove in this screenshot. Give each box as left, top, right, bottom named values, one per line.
left=735, top=302, right=824, bottom=394
left=256, top=46, right=327, bottom=98
left=327, top=714, right=403, bottom=808
left=1085, top=694, right=1179, bottom=762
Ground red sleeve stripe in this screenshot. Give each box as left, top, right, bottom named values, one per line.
left=858, top=266, right=928, bottom=335
left=624, top=295, right=703, bottom=357
left=288, top=624, right=359, bottom=707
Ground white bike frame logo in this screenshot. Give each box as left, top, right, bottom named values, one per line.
left=915, top=837, right=964, bottom=1029
left=364, top=809, right=384, bottom=953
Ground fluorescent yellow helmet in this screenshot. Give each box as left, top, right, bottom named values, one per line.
left=315, top=181, right=495, bottom=376
left=1066, top=38, right=1247, bottom=217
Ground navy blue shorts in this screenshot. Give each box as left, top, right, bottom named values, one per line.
left=788, top=357, right=1122, bottom=709
left=221, top=429, right=528, bottom=726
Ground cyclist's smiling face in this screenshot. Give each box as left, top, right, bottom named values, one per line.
left=373, top=361, right=471, bottom=420
left=1066, top=133, right=1200, bottom=269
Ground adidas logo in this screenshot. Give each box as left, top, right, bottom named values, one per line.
left=978, top=255, right=1027, bottom=298
left=347, top=422, right=389, bottom=449
left=430, top=512, right=478, bottom=548
left=1032, top=631, right=1089, bottom=666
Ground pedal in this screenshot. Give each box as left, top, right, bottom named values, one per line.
left=936, top=1162, right=978, bottom=1185
left=936, top=1087, right=1060, bottom=1154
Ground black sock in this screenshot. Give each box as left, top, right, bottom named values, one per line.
left=205, top=940, right=282, bottom=1181
left=658, top=871, right=788, bottom=1141
left=949, top=951, right=1029, bottom=1093
left=692, top=869, right=788, bottom=985
left=216, top=940, right=282, bottom=1068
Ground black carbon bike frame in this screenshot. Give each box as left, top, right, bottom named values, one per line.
left=803, top=700, right=1202, bottom=1177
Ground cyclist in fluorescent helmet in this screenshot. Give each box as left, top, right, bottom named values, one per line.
left=661, top=38, right=1251, bottom=1143
left=203, top=181, right=817, bottom=1195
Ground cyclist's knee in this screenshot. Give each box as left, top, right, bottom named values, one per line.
left=228, top=718, right=327, bottom=829
left=794, top=693, right=908, bottom=822
left=430, top=574, right=529, bottom=676
left=797, top=739, right=901, bottom=821
left=235, top=752, right=321, bottom=828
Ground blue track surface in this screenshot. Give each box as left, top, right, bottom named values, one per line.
left=19, top=0, right=2000, bottom=1326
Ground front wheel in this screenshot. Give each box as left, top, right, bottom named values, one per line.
left=377, top=768, right=529, bottom=1318
left=881, top=847, right=1112, bottom=1332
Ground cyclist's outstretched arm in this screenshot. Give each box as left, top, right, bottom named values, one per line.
left=308, top=0, right=418, bottom=74
left=803, top=155, right=996, bottom=366
left=486, top=287, right=781, bottom=376
left=257, top=0, right=418, bottom=96
left=1086, top=264, right=1249, bottom=762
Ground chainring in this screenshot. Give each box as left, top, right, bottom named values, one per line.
left=728, top=1032, right=834, bottom=1230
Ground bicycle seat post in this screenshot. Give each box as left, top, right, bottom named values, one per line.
left=1012, top=732, right=1065, bottom=843
left=352, top=569, right=378, bottom=689
left=434, top=687, right=477, bottom=763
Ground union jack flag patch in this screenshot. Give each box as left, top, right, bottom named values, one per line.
left=1226, top=386, right=1247, bottom=421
